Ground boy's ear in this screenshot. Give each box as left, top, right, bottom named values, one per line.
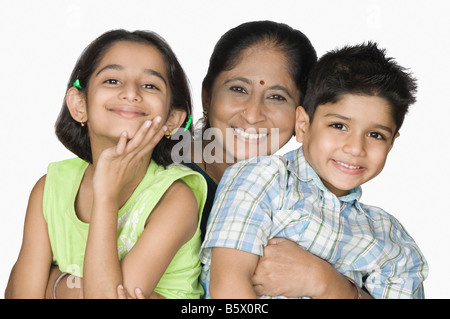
left=294, top=106, right=310, bottom=143
left=165, top=109, right=187, bottom=134
left=388, top=131, right=400, bottom=152
left=66, top=87, right=87, bottom=124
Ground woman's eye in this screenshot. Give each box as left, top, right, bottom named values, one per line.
left=268, top=94, right=287, bottom=101
left=230, top=86, right=247, bottom=94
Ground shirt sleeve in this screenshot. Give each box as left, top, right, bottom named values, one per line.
left=201, top=156, right=287, bottom=260
left=361, top=206, right=429, bottom=299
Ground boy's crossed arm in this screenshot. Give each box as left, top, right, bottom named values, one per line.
left=210, top=247, right=259, bottom=299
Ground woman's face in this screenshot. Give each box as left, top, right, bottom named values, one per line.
left=205, top=46, right=300, bottom=163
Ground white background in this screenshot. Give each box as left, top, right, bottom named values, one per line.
left=1, top=0, right=449, bottom=298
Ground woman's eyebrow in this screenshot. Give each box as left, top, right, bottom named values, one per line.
left=268, top=85, right=294, bottom=99
left=95, top=64, right=167, bottom=86
left=224, top=77, right=251, bottom=85
left=224, top=78, right=294, bottom=99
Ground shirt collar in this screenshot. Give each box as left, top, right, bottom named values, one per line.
left=286, top=146, right=362, bottom=203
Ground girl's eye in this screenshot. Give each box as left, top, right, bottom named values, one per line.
left=230, top=86, right=247, bottom=94
left=105, top=79, right=120, bottom=85
left=331, top=123, right=347, bottom=130
left=368, top=131, right=385, bottom=140
left=268, top=94, right=286, bottom=101
left=142, top=84, right=158, bottom=90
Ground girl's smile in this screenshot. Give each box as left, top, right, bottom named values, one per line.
left=107, top=104, right=149, bottom=119
left=84, top=41, right=171, bottom=148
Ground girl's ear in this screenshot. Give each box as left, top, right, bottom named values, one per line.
left=66, top=87, right=87, bottom=124
left=165, top=109, right=187, bottom=134
left=294, top=106, right=310, bottom=143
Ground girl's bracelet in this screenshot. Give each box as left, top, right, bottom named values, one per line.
left=347, top=278, right=362, bottom=299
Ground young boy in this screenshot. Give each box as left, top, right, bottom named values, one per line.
left=200, top=42, right=428, bottom=299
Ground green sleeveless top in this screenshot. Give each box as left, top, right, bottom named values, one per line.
left=43, top=157, right=207, bottom=299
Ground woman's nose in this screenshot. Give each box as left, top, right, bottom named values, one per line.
left=241, top=97, right=266, bottom=124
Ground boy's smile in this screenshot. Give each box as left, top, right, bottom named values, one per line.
left=298, top=94, right=399, bottom=197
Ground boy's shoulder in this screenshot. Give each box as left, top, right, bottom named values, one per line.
left=357, top=201, right=413, bottom=238
left=223, top=149, right=301, bottom=183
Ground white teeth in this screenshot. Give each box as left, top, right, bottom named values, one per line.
left=234, top=128, right=268, bottom=140
left=335, top=160, right=362, bottom=169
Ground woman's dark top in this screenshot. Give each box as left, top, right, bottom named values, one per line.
left=183, top=162, right=218, bottom=241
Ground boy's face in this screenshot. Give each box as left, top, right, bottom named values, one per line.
left=297, top=94, right=399, bottom=197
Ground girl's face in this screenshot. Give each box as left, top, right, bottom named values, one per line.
left=205, top=46, right=300, bottom=163
left=85, top=41, right=171, bottom=148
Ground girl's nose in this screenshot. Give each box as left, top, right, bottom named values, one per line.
left=120, top=83, right=142, bottom=103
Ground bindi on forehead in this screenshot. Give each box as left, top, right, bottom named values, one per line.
left=259, top=80, right=265, bottom=85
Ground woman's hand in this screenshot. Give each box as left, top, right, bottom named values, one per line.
left=252, top=238, right=369, bottom=299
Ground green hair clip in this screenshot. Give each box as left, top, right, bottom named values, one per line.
left=73, top=79, right=82, bottom=89
left=184, top=115, right=193, bottom=131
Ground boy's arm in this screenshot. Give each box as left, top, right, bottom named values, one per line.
left=5, top=176, right=53, bottom=298
left=210, top=247, right=259, bottom=299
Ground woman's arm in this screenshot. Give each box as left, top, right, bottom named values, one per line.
left=210, top=247, right=259, bottom=299
left=5, top=176, right=53, bottom=298
left=252, top=238, right=373, bottom=299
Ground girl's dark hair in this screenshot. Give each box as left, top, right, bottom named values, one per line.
left=55, top=29, right=192, bottom=166
left=303, top=42, right=417, bottom=132
left=201, top=20, right=317, bottom=131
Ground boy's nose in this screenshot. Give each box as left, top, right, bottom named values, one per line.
left=342, top=133, right=366, bottom=157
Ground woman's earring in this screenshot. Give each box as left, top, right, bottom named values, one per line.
left=81, top=121, right=86, bottom=127
left=164, top=130, right=172, bottom=139
left=202, top=111, right=208, bottom=121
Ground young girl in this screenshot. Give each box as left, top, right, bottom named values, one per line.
left=5, top=29, right=207, bottom=299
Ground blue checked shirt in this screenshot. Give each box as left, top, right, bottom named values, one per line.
left=200, top=147, right=428, bottom=299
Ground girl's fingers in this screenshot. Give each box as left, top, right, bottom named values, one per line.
left=138, top=125, right=167, bottom=157
left=115, top=131, right=128, bottom=155
left=124, top=119, right=153, bottom=152
left=117, top=285, right=130, bottom=299
left=135, top=287, right=146, bottom=299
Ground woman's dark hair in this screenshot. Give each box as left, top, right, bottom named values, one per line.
left=201, top=20, right=317, bottom=131
left=55, top=29, right=192, bottom=166
left=303, top=42, right=417, bottom=132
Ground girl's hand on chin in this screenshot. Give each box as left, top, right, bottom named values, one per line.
left=93, top=116, right=167, bottom=201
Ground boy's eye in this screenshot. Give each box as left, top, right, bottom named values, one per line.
left=331, top=123, right=347, bottom=130
left=368, top=131, right=385, bottom=140
left=230, top=86, right=247, bottom=94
